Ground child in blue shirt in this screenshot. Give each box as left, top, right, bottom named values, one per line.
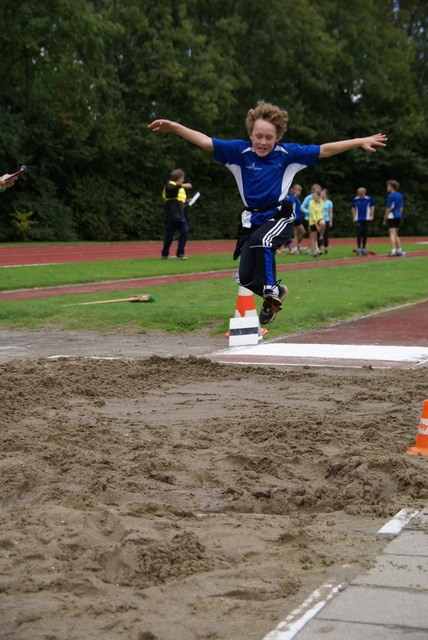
left=383, top=180, right=405, bottom=256
left=352, top=187, right=375, bottom=256
left=148, top=101, right=387, bottom=324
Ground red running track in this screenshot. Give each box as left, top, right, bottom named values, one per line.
left=1, top=239, right=428, bottom=302
left=0, top=241, right=236, bottom=267
left=1, top=237, right=427, bottom=267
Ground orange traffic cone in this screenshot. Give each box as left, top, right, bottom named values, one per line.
left=407, top=400, right=428, bottom=456
left=225, top=286, right=268, bottom=339
left=234, top=285, right=258, bottom=318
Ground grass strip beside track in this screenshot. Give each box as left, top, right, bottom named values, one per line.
left=0, top=257, right=427, bottom=337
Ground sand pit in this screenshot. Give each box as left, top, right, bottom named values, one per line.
left=1, top=334, right=427, bottom=640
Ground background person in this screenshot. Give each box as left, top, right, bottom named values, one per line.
left=301, top=183, right=321, bottom=254
left=148, top=102, right=387, bottom=324
left=320, top=188, right=333, bottom=254
left=308, top=188, right=325, bottom=257
left=278, top=183, right=304, bottom=255
left=161, top=168, right=193, bottom=260
left=383, top=179, right=405, bottom=257
left=288, top=183, right=305, bottom=255
left=352, top=187, right=375, bottom=256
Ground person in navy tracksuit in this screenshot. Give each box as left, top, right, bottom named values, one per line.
left=383, top=180, right=405, bottom=257
left=148, top=101, right=387, bottom=324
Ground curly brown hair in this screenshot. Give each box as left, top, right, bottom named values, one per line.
left=245, top=101, right=289, bottom=140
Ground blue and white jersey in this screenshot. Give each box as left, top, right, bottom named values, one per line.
left=212, top=138, right=320, bottom=227
left=285, top=193, right=303, bottom=221
left=352, top=195, right=375, bottom=221
left=386, top=191, right=404, bottom=219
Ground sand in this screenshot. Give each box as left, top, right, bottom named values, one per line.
left=1, top=328, right=427, bottom=640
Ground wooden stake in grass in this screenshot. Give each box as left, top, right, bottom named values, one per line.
left=67, top=294, right=156, bottom=306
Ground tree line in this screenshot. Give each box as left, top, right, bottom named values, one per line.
left=1, top=0, right=427, bottom=242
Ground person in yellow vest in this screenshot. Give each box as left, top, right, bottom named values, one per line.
left=161, top=168, right=193, bottom=259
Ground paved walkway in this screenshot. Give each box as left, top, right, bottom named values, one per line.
left=263, top=508, right=428, bottom=639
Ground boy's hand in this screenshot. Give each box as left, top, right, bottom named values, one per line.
left=147, top=119, right=175, bottom=132
left=360, top=133, right=388, bottom=152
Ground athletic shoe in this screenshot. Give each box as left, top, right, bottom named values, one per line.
left=177, top=255, right=188, bottom=260
left=315, top=249, right=322, bottom=255
left=357, top=249, right=362, bottom=257
left=398, top=250, right=406, bottom=257
left=161, top=256, right=168, bottom=260
left=387, top=252, right=397, bottom=257
left=259, top=285, right=289, bottom=325
left=306, top=249, right=312, bottom=255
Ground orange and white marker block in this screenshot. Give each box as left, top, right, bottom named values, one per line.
left=226, top=286, right=267, bottom=346
left=407, top=399, right=428, bottom=456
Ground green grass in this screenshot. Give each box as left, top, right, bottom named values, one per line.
left=1, top=255, right=427, bottom=337
left=0, top=254, right=235, bottom=291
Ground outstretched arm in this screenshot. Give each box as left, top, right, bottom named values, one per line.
left=319, top=133, right=387, bottom=158
left=147, top=119, right=214, bottom=151
left=0, top=174, right=18, bottom=189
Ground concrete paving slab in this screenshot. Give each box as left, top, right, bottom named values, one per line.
left=352, top=554, right=428, bottom=589
left=315, top=585, right=427, bottom=628
left=381, top=531, right=428, bottom=557
left=293, top=619, right=428, bottom=639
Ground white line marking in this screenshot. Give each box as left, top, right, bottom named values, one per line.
left=377, top=508, right=420, bottom=535
left=0, top=345, right=19, bottom=351
left=329, top=297, right=428, bottom=323
left=262, top=582, right=343, bottom=639
left=214, top=343, right=428, bottom=362
left=47, top=355, right=121, bottom=360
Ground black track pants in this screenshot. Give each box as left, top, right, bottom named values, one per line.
left=237, top=214, right=294, bottom=297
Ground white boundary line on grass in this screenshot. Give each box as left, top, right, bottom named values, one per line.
left=328, top=297, right=428, bottom=325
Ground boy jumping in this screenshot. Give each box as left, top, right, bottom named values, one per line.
left=148, top=101, right=387, bottom=324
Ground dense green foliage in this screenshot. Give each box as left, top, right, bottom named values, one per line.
left=1, top=0, right=427, bottom=241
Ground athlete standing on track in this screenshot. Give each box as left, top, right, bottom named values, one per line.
left=352, top=187, right=375, bottom=256
left=148, top=101, right=387, bottom=325
left=383, top=180, right=405, bottom=257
